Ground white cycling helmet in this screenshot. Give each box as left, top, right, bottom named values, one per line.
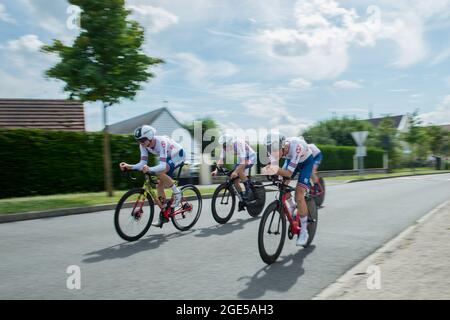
left=134, top=125, right=156, bottom=141
left=218, top=133, right=234, bottom=145
left=265, top=133, right=286, bottom=149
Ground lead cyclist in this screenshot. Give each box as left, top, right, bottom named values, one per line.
left=119, top=125, right=185, bottom=227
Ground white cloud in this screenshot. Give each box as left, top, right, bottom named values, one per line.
left=127, top=4, right=178, bottom=33
left=0, top=34, right=63, bottom=98
left=431, top=47, right=450, bottom=66
left=0, top=4, right=15, bottom=23
left=289, top=78, right=312, bottom=90
left=175, top=52, right=239, bottom=87
left=242, top=95, right=313, bottom=135
left=388, top=88, right=411, bottom=92
left=254, top=0, right=450, bottom=79
left=333, top=80, right=362, bottom=89
left=213, top=83, right=262, bottom=100
left=420, top=95, right=450, bottom=125
left=5, top=34, right=44, bottom=52
left=255, top=0, right=382, bottom=80
left=17, top=0, right=75, bottom=42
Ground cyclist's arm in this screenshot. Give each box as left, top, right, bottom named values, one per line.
left=130, top=145, right=148, bottom=170
left=215, top=148, right=225, bottom=167
left=147, top=142, right=168, bottom=174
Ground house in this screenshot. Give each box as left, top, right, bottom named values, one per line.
left=108, top=107, right=202, bottom=166
left=0, top=99, right=85, bottom=131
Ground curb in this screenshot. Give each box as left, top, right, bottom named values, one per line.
left=312, top=199, right=450, bottom=300
left=0, top=188, right=278, bottom=224
left=346, top=171, right=450, bottom=183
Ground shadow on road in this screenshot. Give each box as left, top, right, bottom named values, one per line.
left=194, top=217, right=258, bottom=238
left=237, top=245, right=316, bottom=299
left=82, top=230, right=195, bottom=263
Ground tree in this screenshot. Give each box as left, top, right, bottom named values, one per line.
left=401, top=109, right=426, bottom=170
left=302, top=116, right=374, bottom=146
left=42, top=0, right=163, bottom=196
left=425, top=125, right=445, bottom=155
left=184, top=117, right=219, bottom=153
left=370, top=116, right=401, bottom=169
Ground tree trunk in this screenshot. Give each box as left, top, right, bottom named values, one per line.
left=103, top=103, right=113, bottom=197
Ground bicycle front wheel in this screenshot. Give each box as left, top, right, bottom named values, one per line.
left=171, top=185, right=203, bottom=231
left=258, top=201, right=286, bottom=265
left=211, top=183, right=235, bottom=224
left=114, top=188, right=154, bottom=242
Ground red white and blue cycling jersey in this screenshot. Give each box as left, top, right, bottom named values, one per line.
left=219, top=139, right=257, bottom=165
left=132, top=135, right=184, bottom=173
left=283, top=137, right=312, bottom=173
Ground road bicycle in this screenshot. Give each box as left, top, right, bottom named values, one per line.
left=258, top=175, right=318, bottom=265
left=310, top=176, right=325, bottom=207
left=211, top=166, right=266, bottom=224
left=114, top=163, right=202, bottom=241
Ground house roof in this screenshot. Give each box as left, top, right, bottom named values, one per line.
left=108, top=107, right=185, bottom=134
left=365, top=115, right=404, bottom=129
left=438, top=124, right=450, bottom=131
left=0, top=99, right=85, bottom=131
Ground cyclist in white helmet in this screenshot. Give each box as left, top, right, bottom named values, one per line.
left=262, top=133, right=314, bottom=246
left=211, top=133, right=257, bottom=210
left=119, top=125, right=185, bottom=227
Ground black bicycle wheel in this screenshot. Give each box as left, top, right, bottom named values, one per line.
left=211, top=183, right=235, bottom=224
left=303, top=198, right=318, bottom=248
left=171, top=185, right=203, bottom=231
left=315, top=177, right=325, bottom=207
left=114, top=188, right=154, bottom=242
left=247, top=181, right=266, bottom=217
left=258, top=201, right=286, bottom=265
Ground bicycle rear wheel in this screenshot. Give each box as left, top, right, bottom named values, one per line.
left=247, top=181, right=266, bottom=217
left=114, top=188, right=154, bottom=242
left=303, top=198, right=318, bottom=248
left=315, top=177, right=325, bottom=207
left=171, top=185, right=202, bottom=231
left=258, top=201, right=286, bottom=265
left=211, top=183, right=235, bottom=224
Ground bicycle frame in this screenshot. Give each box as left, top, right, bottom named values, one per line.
left=217, top=167, right=247, bottom=203
left=266, top=177, right=309, bottom=236
left=129, top=171, right=193, bottom=222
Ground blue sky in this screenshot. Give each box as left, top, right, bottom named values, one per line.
left=1, top=0, right=450, bottom=134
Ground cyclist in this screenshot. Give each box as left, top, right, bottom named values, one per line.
left=211, top=133, right=257, bottom=211
left=308, top=143, right=323, bottom=192
left=119, top=125, right=185, bottom=227
left=262, top=133, right=314, bottom=246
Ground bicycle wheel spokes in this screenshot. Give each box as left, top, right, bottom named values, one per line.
left=211, top=184, right=235, bottom=224
left=171, top=185, right=202, bottom=231
left=115, top=189, right=154, bottom=241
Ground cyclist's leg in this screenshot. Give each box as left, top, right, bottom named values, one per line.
left=295, top=155, right=314, bottom=218
left=232, top=163, right=244, bottom=193
left=312, top=153, right=322, bottom=184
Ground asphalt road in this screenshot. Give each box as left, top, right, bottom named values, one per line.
left=1, top=174, right=449, bottom=299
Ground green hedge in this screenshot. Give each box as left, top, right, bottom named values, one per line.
left=0, top=129, right=384, bottom=198
left=0, top=128, right=155, bottom=199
